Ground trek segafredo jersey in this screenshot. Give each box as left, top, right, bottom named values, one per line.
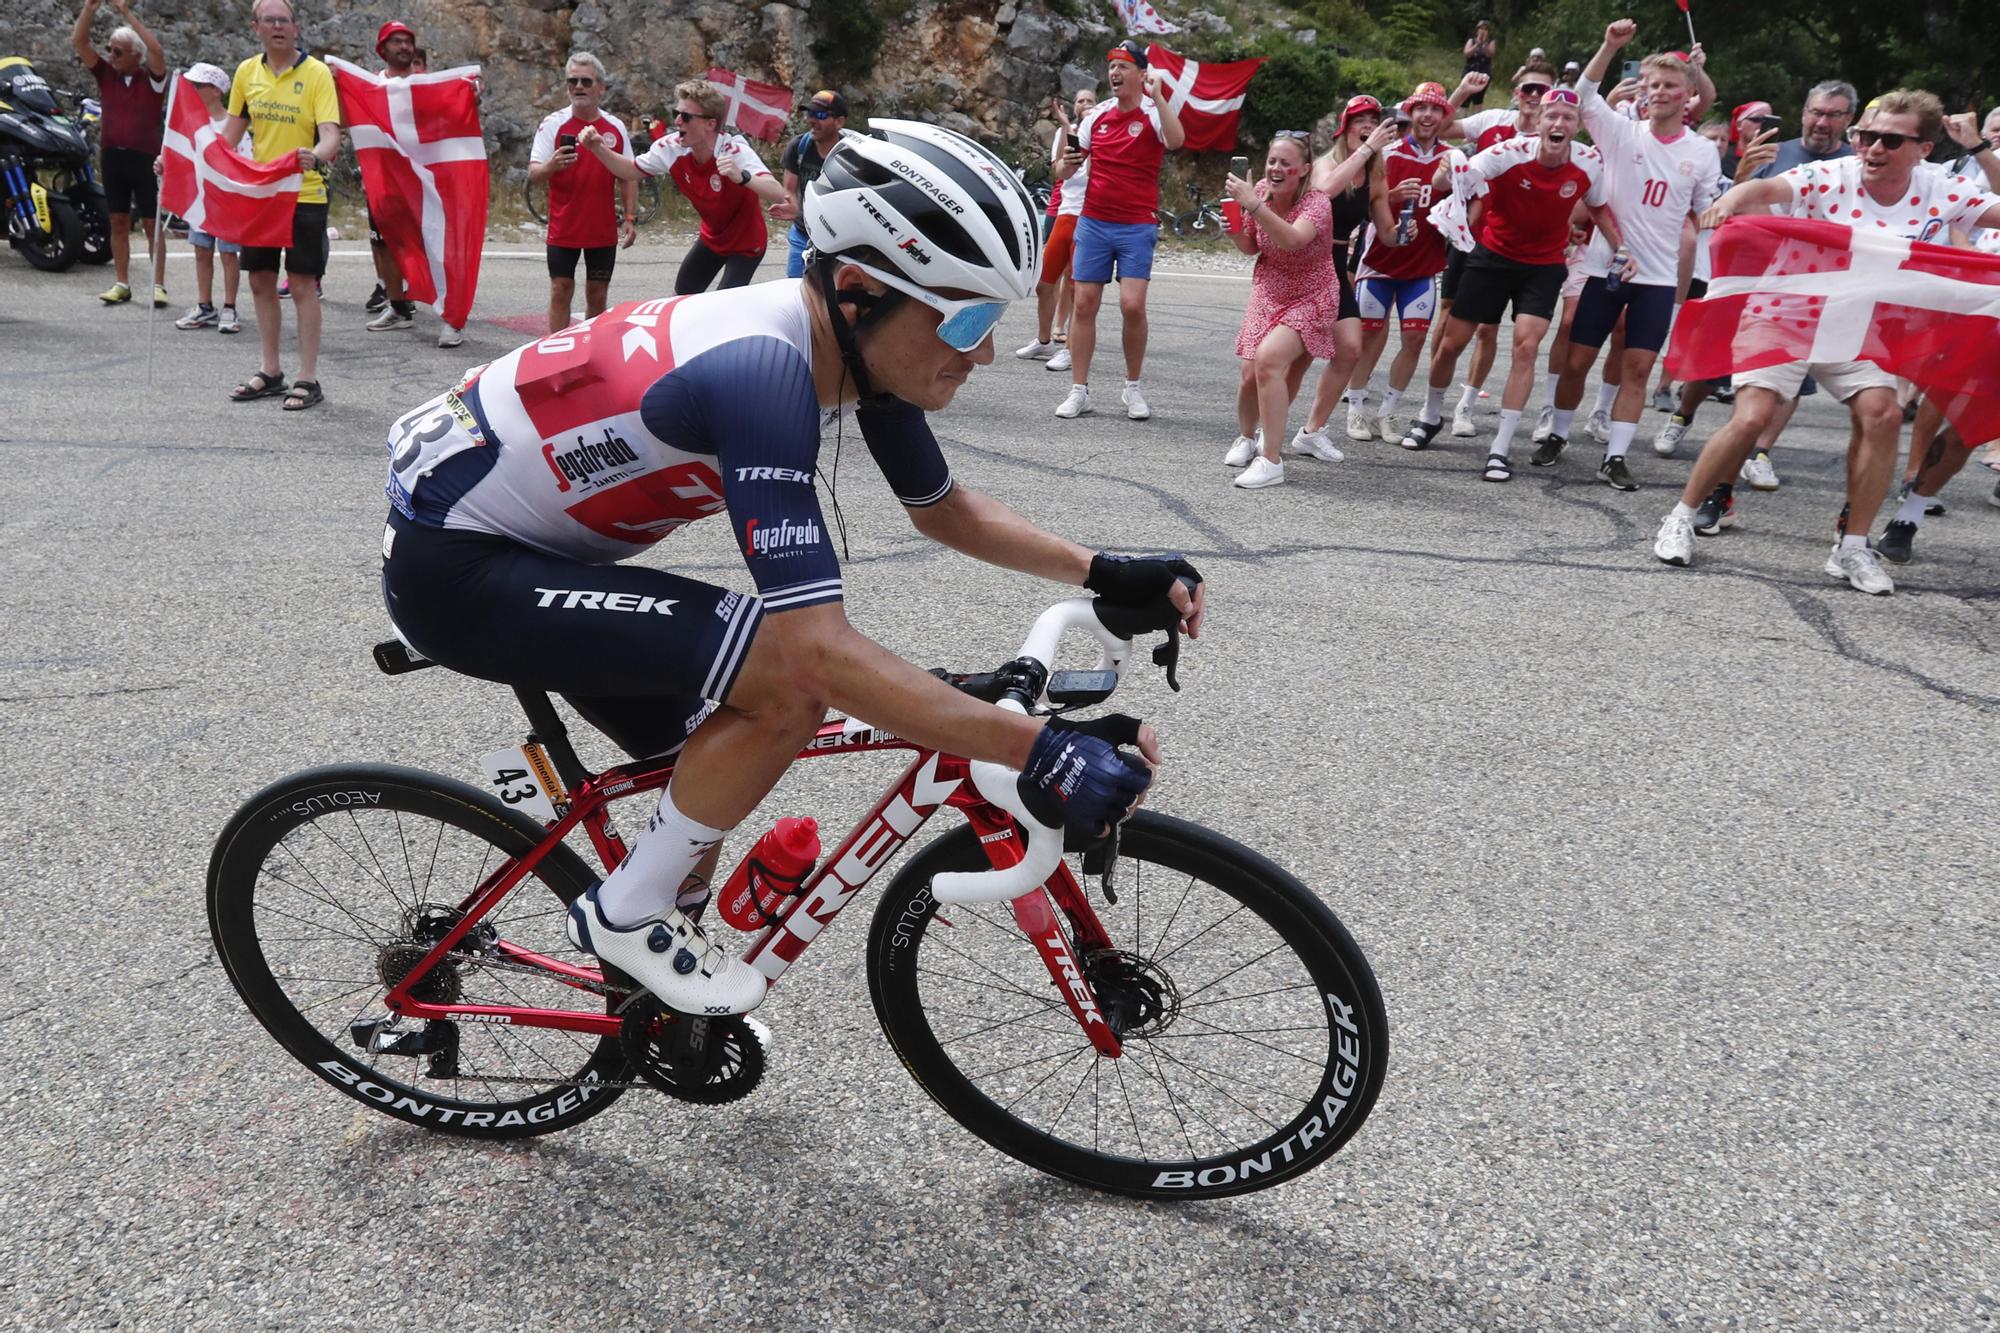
left=385, top=279, right=954, bottom=613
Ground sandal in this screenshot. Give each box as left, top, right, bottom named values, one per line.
left=282, top=379, right=324, bottom=411
left=1482, top=453, right=1513, bottom=483
left=231, top=369, right=286, bottom=402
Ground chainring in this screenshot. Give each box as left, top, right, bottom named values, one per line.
left=619, top=997, right=767, bottom=1105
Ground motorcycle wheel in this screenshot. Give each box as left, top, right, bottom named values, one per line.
left=75, top=188, right=112, bottom=266
left=17, top=197, right=83, bottom=272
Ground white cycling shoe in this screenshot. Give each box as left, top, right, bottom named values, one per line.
left=567, top=887, right=768, bottom=1015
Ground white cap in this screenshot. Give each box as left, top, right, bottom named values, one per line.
left=1529, top=46, right=1545, bottom=57
left=184, top=62, right=232, bottom=93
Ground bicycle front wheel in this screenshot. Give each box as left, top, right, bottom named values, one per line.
left=208, top=764, right=629, bottom=1138
left=866, top=812, right=1386, bottom=1199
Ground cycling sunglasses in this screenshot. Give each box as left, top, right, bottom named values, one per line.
left=674, top=109, right=715, bottom=122
left=1849, top=127, right=1919, bottom=151
left=1272, top=129, right=1313, bottom=141
left=1542, top=89, right=1581, bottom=108
left=853, top=261, right=1009, bottom=352
left=807, top=108, right=836, bottom=120
left=1516, top=83, right=1550, bottom=97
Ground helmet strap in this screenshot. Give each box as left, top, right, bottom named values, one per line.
left=813, top=258, right=903, bottom=408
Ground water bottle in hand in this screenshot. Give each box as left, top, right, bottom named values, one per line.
left=1604, top=247, right=1629, bottom=295
left=1395, top=197, right=1416, bottom=245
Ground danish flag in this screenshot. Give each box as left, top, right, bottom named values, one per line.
left=705, top=67, right=795, bottom=142
left=1144, top=45, right=1264, bottom=152
left=1667, top=216, right=2000, bottom=445
left=328, top=57, right=489, bottom=330
left=158, top=74, right=301, bottom=248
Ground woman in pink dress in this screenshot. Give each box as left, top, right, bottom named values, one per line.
left=1222, top=133, right=1342, bottom=489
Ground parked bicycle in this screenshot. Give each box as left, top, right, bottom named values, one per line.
left=1173, top=180, right=1229, bottom=239
left=208, top=596, right=1387, bottom=1199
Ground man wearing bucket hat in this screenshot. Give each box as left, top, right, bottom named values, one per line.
left=1052, top=39, right=1185, bottom=422
left=781, top=89, right=847, bottom=278
left=165, top=61, right=243, bottom=333
left=1343, top=80, right=1454, bottom=444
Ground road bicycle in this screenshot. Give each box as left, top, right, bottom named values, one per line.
left=207, top=596, right=1386, bottom=1199
left=1172, top=181, right=1230, bottom=240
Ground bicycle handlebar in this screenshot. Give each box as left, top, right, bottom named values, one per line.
left=932, top=599, right=1134, bottom=905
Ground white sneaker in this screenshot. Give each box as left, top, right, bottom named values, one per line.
left=1344, top=410, right=1377, bottom=442
left=437, top=325, right=465, bottom=349
left=1286, top=426, right=1344, bottom=463
left=1045, top=346, right=1073, bottom=372
left=217, top=306, right=242, bottom=334
left=1233, top=456, right=1285, bottom=488
left=1377, top=412, right=1403, bottom=446
left=566, top=887, right=768, bottom=1014
left=1654, top=512, right=1695, bottom=566
left=367, top=307, right=415, bottom=332
left=1121, top=383, right=1151, bottom=420
left=1532, top=403, right=1555, bottom=442
left=1653, top=416, right=1688, bottom=457
left=1740, top=451, right=1780, bottom=491
left=1054, top=385, right=1091, bottom=418
left=1585, top=407, right=1611, bottom=443
left=1222, top=430, right=1261, bottom=466
left=174, top=303, right=218, bottom=330
left=1826, top=543, right=1893, bottom=595
left=1450, top=403, right=1476, bottom=437
left=1014, top=337, right=1055, bottom=361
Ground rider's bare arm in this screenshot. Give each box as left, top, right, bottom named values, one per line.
left=906, top=485, right=1093, bottom=586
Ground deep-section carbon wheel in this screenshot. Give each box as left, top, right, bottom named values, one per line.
left=867, top=812, right=1386, bottom=1198
left=208, top=764, right=629, bottom=1137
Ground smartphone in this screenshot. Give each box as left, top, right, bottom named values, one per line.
left=558, top=132, right=577, bottom=149
left=1620, top=59, right=1641, bottom=82
left=1066, top=131, right=1083, bottom=154
left=1752, top=113, right=1784, bottom=131
left=1229, top=154, right=1251, bottom=179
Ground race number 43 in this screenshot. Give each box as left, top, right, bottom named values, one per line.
left=477, top=742, right=563, bottom=823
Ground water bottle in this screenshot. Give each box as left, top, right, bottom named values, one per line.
left=1395, top=196, right=1416, bottom=245
left=1604, top=247, right=1629, bottom=295
left=717, top=817, right=821, bottom=932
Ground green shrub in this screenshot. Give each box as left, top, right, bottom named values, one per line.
left=812, top=0, right=907, bottom=83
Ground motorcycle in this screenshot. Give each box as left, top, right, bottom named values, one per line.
left=0, top=56, right=111, bottom=271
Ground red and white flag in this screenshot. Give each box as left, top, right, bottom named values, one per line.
left=159, top=73, right=300, bottom=248
left=1667, top=216, right=2000, bottom=445
left=1145, top=45, right=1263, bottom=152
left=705, top=67, right=795, bottom=142
left=1113, top=0, right=1179, bottom=35
left=328, top=57, right=488, bottom=330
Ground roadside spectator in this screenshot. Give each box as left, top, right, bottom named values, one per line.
left=529, top=52, right=635, bottom=333
left=1461, top=21, right=1497, bottom=107
left=166, top=62, right=241, bottom=334
left=588, top=78, right=790, bottom=295
left=1510, top=47, right=1548, bottom=85
left=221, top=0, right=340, bottom=411
left=71, top=0, right=167, bottom=307
left=780, top=89, right=846, bottom=278
left=1015, top=87, right=1098, bottom=366
left=1739, top=80, right=1856, bottom=181
left=1052, top=40, right=1185, bottom=422
left=1560, top=61, right=1581, bottom=89
left=360, top=20, right=450, bottom=342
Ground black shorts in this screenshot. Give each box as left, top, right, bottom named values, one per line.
left=241, top=201, right=330, bottom=278
left=1450, top=245, right=1567, bottom=326
left=1440, top=247, right=1469, bottom=303
left=100, top=147, right=158, bottom=219
left=1569, top=278, right=1677, bottom=353
left=548, top=244, right=617, bottom=283
left=1336, top=264, right=1359, bottom=322
left=675, top=239, right=763, bottom=295
left=380, top=510, right=767, bottom=761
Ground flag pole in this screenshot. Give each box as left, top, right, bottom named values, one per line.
left=147, top=71, right=179, bottom=389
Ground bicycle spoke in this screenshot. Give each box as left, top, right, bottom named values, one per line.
left=348, top=811, right=412, bottom=919
left=1001, top=1044, right=1093, bottom=1113
left=1165, top=1011, right=1325, bottom=1069
left=1143, top=1042, right=1288, bottom=1135
left=1177, top=980, right=1318, bottom=1011
left=1146, top=869, right=1200, bottom=961
left=1049, top=1050, right=1099, bottom=1140
left=1149, top=902, right=1249, bottom=969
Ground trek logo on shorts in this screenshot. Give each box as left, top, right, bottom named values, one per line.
left=742, top=517, right=823, bottom=558
left=541, top=426, right=641, bottom=494
left=532, top=587, right=677, bottom=615
left=734, top=466, right=813, bottom=484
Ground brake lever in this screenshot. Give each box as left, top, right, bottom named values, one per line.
left=1080, top=822, right=1122, bottom=903
left=1151, top=623, right=1181, bottom=693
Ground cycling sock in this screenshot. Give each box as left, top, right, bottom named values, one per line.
left=1606, top=420, right=1637, bottom=460
left=595, top=785, right=727, bottom=928
left=1672, top=501, right=1697, bottom=519
left=1551, top=407, right=1576, bottom=438
left=1594, top=382, right=1618, bottom=415
left=1894, top=492, right=1929, bottom=526
left=1344, top=389, right=1365, bottom=413
left=1457, top=383, right=1478, bottom=412
left=1839, top=533, right=1869, bottom=551
left=1491, top=409, right=1522, bottom=459
left=1421, top=386, right=1445, bottom=424
left=1380, top=387, right=1402, bottom=418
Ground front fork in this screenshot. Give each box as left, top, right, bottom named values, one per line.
left=2, top=158, right=45, bottom=234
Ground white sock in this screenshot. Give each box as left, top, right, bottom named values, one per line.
left=1839, top=533, right=1869, bottom=551
left=1381, top=387, right=1403, bottom=417
left=1540, top=374, right=1561, bottom=407
left=1125, top=378, right=1142, bottom=391
left=1671, top=501, right=1697, bottom=519
left=1594, top=383, right=1619, bottom=415
left=1551, top=407, right=1576, bottom=438
left=1894, top=493, right=1929, bottom=526
left=1491, top=409, right=1522, bottom=458
left=1606, top=420, right=1638, bottom=459
left=1457, top=383, right=1478, bottom=412
left=1422, top=386, right=1446, bottom=424
left=1345, top=389, right=1366, bottom=412
left=595, top=785, right=727, bottom=928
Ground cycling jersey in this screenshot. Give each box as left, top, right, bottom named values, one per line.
left=385, top=278, right=954, bottom=614
left=1455, top=137, right=1607, bottom=265
left=1357, top=136, right=1451, bottom=280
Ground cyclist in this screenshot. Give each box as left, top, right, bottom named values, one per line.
left=379, top=120, right=1205, bottom=1018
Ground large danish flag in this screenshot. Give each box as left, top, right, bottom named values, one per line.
left=328, top=57, right=489, bottom=330
left=158, top=74, right=301, bottom=248
left=1144, top=45, right=1263, bottom=152
left=705, top=67, right=795, bottom=142
left=1667, top=216, right=2000, bottom=445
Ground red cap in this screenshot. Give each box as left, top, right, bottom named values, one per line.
left=1730, top=100, right=1772, bottom=147
left=376, top=20, right=416, bottom=54
left=1336, top=95, right=1382, bottom=137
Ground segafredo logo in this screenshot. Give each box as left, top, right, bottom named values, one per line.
left=742, top=517, right=822, bottom=558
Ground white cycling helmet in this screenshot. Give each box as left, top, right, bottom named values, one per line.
left=804, top=118, right=1040, bottom=304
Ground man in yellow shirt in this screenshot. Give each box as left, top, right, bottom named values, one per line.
left=219, top=0, right=339, bottom=410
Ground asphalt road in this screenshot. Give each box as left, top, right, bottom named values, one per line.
left=2, top=233, right=1996, bottom=1332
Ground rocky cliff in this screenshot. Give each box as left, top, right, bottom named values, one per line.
left=1, top=0, right=1164, bottom=172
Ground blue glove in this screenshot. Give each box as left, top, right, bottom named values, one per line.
left=1016, top=714, right=1152, bottom=836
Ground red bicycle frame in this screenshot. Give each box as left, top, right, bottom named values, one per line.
left=378, top=718, right=1126, bottom=1056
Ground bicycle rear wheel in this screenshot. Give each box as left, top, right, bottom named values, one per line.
left=866, top=812, right=1386, bottom=1199
left=208, top=764, right=629, bottom=1138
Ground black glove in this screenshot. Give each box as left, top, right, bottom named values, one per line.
left=1085, top=552, right=1203, bottom=607
left=1016, top=714, right=1152, bottom=836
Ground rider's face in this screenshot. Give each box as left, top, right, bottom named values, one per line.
left=860, top=281, right=998, bottom=411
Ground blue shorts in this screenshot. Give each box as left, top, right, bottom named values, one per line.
left=785, top=224, right=810, bottom=279
left=1071, top=216, right=1157, bottom=284
left=1356, top=276, right=1437, bottom=328
left=189, top=227, right=241, bottom=256
left=1569, top=278, right=1676, bottom=353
